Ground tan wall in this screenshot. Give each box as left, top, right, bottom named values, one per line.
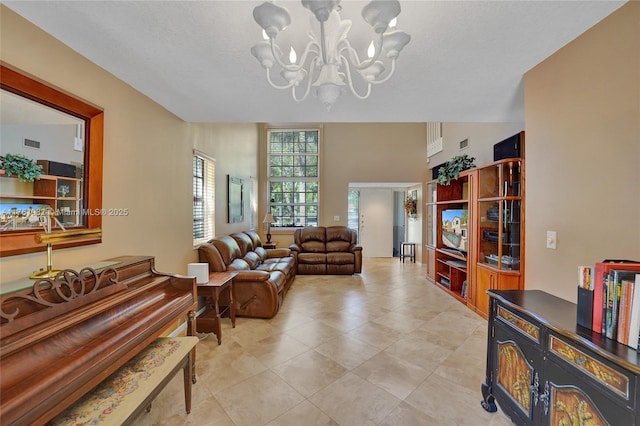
left=322, top=123, right=427, bottom=223
left=524, top=1, right=640, bottom=302
left=261, top=123, right=429, bottom=249
left=0, top=7, right=257, bottom=282
left=428, top=123, right=524, bottom=170
left=190, top=123, right=259, bottom=237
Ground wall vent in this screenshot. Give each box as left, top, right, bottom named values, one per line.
left=24, top=138, right=41, bottom=149
left=459, top=138, right=469, bottom=150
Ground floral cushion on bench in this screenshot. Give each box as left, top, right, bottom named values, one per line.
left=48, top=336, right=198, bottom=426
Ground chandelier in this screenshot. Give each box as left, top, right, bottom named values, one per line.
left=251, top=0, right=411, bottom=110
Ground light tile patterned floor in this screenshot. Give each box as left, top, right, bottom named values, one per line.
left=137, top=258, right=514, bottom=425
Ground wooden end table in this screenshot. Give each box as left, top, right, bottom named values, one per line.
left=196, top=271, right=237, bottom=345
left=400, top=242, right=416, bottom=263
left=263, top=241, right=278, bottom=249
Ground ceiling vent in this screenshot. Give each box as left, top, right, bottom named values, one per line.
left=24, top=138, right=41, bottom=149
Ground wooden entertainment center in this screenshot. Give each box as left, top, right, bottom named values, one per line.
left=425, top=132, right=525, bottom=317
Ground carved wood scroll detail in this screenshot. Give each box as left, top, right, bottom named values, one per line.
left=1, top=268, right=119, bottom=323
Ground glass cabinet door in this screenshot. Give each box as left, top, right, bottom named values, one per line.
left=501, top=199, right=521, bottom=271
left=479, top=164, right=500, bottom=198
left=425, top=181, right=437, bottom=247
left=500, top=160, right=522, bottom=197
left=478, top=201, right=500, bottom=268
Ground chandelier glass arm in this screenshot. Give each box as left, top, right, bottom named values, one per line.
left=338, top=33, right=385, bottom=70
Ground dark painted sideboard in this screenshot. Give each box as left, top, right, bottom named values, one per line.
left=482, top=290, right=640, bottom=425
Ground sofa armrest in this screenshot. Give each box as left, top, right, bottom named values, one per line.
left=351, top=245, right=363, bottom=253
left=288, top=244, right=301, bottom=252
left=266, top=248, right=291, bottom=258
left=231, top=270, right=271, bottom=282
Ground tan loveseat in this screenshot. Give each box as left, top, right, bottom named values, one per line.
left=198, top=230, right=296, bottom=319
left=289, top=226, right=362, bottom=275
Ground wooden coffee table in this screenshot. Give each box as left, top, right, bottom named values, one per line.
left=196, top=271, right=238, bottom=345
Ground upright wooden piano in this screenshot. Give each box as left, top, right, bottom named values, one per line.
left=0, top=256, right=197, bottom=425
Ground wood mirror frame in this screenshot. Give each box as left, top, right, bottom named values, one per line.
left=0, top=63, right=103, bottom=257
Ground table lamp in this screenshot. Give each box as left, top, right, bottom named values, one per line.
left=262, top=212, right=275, bottom=244
left=187, top=263, right=209, bottom=284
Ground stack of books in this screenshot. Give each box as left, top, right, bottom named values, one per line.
left=579, top=261, right=640, bottom=350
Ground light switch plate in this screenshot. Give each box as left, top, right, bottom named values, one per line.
left=546, top=231, right=557, bottom=249
left=334, top=215, right=340, bottom=221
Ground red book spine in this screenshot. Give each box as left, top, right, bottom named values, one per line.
left=593, top=262, right=640, bottom=333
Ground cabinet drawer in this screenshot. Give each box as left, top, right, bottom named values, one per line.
left=495, top=304, right=541, bottom=344
left=547, top=333, right=634, bottom=407
left=544, top=358, right=635, bottom=425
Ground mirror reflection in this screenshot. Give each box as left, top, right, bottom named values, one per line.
left=1, top=89, right=87, bottom=232
left=0, top=63, right=103, bottom=257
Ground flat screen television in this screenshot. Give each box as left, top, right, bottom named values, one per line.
left=441, top=209, right=469, bottom=253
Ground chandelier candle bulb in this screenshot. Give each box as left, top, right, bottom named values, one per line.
left=251, top=0, right=410, bottom=109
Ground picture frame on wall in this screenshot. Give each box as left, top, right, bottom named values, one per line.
left=227, top=175, right=243, bottom=223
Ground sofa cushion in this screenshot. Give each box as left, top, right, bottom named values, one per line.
left=211, top=236, right=242, bottom=266
left=326, top=226, right=354, bottom=252
left=243, top=230, right=263, bottom=249
left=254, top=246, right=268, bottom=261
left=228, top=258, right=251, bottom=271
left=198, top=243, right=227, bottom=272
left=257, top=260, right=294, bottom=277
left=298, top=252, right=326, bottom=264
left=327, top=252, right=355, bottom=265
left=298, top=227, right=326, bottom=253
left=231, top=232, right=254, bottom=256
left=243, top=251, right=262, bottom=269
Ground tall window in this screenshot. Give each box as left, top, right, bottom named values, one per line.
left=267, top=129, right=319, bottom=228
left=193, top=151, right=215, bottom=245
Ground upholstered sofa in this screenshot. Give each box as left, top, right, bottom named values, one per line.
left=198, top=230, right=296, bottom=319
left=289, top=226, right=362, bottom=275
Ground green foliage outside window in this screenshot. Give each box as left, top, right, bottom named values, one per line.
left=268, top=130, right=320, bottom=227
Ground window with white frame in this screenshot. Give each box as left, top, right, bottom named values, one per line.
left=193, top=151, right=215, bottom=245
left=267, top=129, right=319, bottom=228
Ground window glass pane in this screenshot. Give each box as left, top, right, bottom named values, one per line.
left=267, top=129, right=319, bottom=228
left=193, top=153, right=215, bottom=244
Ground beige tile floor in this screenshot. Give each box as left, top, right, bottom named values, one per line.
left=137, top=258, right=515, bottom=426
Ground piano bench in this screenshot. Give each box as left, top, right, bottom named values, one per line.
left=48, top=336, right=199, bottom=425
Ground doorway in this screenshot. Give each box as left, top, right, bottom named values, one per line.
left=356, top=188, right=394, bottom=258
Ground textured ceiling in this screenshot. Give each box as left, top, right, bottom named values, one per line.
left=3, top=1, right=626, bottom=123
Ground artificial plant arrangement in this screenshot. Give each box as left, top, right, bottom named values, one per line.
left=437, top=154, right=476, bottom=185
left=0, top=153, right=43, bottom=182
left=404, top=196, right=417, bottom=217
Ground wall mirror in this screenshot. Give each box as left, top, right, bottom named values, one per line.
left=227, top=175, right=244, bottom=224
left=0, top=63, right=104, bottom=257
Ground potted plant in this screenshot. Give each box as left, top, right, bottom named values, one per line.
left=0, top=153, right=43, bottom=182
left=437, top=154, right=476, bottom=185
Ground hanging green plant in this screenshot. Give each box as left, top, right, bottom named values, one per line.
left=437, top=154, right=476, bottom=185
left=0, top=153, right=43, bottom=182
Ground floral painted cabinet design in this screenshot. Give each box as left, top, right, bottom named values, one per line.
left=482, top=290, right=638, bottom=426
